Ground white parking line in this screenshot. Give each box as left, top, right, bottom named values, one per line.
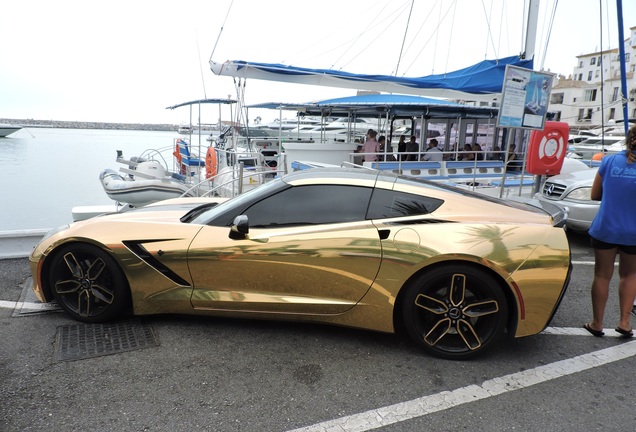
left=0, top=300, right=46, bottom=310
left=288, top=340, right=636, bottom=432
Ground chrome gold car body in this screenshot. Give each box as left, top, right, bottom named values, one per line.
left=29, top=168, right=571, bottom=359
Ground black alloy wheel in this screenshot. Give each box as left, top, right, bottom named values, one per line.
left=48, top=243, right=129, bottom=323
left=402, top=264, right=508, bottom=360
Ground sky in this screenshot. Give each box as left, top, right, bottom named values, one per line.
left=1, top=0, right=635, bottom=126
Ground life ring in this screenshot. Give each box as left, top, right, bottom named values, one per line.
left=526, top=121, right=569, bottom=175
left=205, top=146, right=218, bottom=179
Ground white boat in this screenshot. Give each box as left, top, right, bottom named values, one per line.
left=100, top=164, right=197, bottom=207
left=567, top=135, right=625, bottom=160
left=0, top=124, right=22, bottom=137
left=178, top=124, right=194, bottom=135
left=98, top=132, right=284, bottom=207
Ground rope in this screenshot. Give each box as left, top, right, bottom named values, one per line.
left=394, top=0, right=414, bottom=76
left=479, top=0, right=498, bottom=60
left=208, top=0, right=234, bottom=62
left=443, top=1, right=458, bottom=75
left=538, top=1, right=558, bottom=71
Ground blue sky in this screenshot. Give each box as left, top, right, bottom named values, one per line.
left=1, top=0, right=635, bottom=125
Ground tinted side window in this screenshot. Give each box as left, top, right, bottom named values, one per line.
left=244, top=185, right=372, bottom=227
left=367, top=189, right=443, bottom=219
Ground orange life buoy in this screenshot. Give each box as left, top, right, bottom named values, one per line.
left=525, top=121, right=569, bottom=175
left=205, top=146, right=218, bottom=179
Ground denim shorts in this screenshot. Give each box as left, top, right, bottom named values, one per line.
left=590, top=236, right=636, bottom=254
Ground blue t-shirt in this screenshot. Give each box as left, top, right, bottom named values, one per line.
left=588, top=150, right=636, bottom=245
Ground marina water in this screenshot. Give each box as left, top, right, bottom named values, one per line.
left=0, top=127, right=200, bottom=231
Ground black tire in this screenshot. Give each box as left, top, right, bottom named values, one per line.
left=402, top=264, right=508, bottom=360
left=47, top=243, right=130, bottom=323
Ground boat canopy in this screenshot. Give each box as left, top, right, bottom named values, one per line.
left=210, top=55, right=533, bottom=100
left=166, top=98, right=236, bottom=110
left=247, top=94, right=498, bottom=119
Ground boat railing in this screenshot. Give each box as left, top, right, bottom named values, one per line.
left=177, top=148, right=287, bottom=198
left=203, top=166, right=288, bottom=198
left=116, top=145, right=178, bottom=174
left=346, top=149, right=534, bottom=192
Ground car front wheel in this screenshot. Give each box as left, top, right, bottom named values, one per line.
left=402, top=264, right=508, bottom=360
left=48, top=243, right=130, bottom=323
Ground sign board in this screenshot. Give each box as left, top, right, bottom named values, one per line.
left=497, top=65, right=555, bottom=130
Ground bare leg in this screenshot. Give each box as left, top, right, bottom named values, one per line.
left=617, top=251, right=636, bottom=331
left=590, top=247, right=618, bottom=331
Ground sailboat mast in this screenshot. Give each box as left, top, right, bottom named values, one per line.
left=524, top=0, right=540, bottom=64
left=616, top=0, right=629, bottom=135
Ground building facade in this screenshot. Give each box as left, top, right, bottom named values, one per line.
left=548, top=26, right=636, bottom=130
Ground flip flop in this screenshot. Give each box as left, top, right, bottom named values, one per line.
left=583, top=323, right=604, bottom=337
left=615, top=327, right=634, bottom=338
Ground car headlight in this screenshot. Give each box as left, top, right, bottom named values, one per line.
left=563, top=187, right=593, bottom=201
left=41, top=224, right=70, bottom=243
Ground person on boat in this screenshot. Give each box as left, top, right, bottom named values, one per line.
left=460, top=143, right=474, bottom=161
left=584, top=124, right=636, bottom=338
left=377, top=135, right=395, bottom=161
left=352, top=138, right=363, bottom=165
left=473, top=143, right=485, bottom=161
left=397, top=135, right=407, bottom=161
left=422, top=139, right=443, bottom=162
left=506, top=143, right=522, bottom=170
left=489, top=145, right=503, bottom=161
left=405, top=136, right=419, bottom=161
left=363, top=129, right=380, bottom=162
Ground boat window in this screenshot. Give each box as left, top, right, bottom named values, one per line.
left=367, top=189, right=443, bottom=219
left=243, top=185, right=372, bottom=228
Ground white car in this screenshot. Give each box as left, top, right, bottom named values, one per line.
left=535, top=166, right=598, bottom=233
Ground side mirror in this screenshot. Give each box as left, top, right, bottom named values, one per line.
left=229, top=215, right=249, bottom=240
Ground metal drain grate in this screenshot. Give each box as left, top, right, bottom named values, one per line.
left=54, top=319, right=159, bottom=362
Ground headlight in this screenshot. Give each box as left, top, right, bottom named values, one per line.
left=41, top=224, right=70, bottom=243
left=564, top=187, right=593, bottom=201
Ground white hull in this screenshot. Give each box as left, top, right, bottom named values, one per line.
left=0, top=125, right=22, bottom=137
left=100, top=169, right=197, bottom=207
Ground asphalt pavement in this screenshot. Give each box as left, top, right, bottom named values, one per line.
left=1, top=231, right=635, bottom=432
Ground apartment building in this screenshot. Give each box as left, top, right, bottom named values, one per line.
left=548, top=26, right=636, bottom=129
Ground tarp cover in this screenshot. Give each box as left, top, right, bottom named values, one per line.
left=210, top=55, right=534, bottom=99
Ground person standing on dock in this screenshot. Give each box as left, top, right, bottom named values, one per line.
left=583, top=124, right=636, bottom=338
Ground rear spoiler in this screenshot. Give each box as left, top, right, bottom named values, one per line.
left=507, top=197, right=568, bottom=228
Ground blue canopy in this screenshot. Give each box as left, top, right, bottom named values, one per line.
left=248, top=94, right=497, bottom=119
left=211, top=55, right=533, bottom=99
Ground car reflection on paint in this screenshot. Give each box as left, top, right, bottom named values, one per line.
left=29, top=167, right=571, bottom=360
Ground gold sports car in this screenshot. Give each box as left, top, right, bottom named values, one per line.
left=30, top=168, right=571, bottom=359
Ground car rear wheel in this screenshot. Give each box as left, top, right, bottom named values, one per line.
left=402, top=265, right=508, bottom=360
left=48, top=243, right=130, bottom=323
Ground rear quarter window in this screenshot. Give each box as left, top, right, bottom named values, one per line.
left=367, top=189, right=443, bottom=219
